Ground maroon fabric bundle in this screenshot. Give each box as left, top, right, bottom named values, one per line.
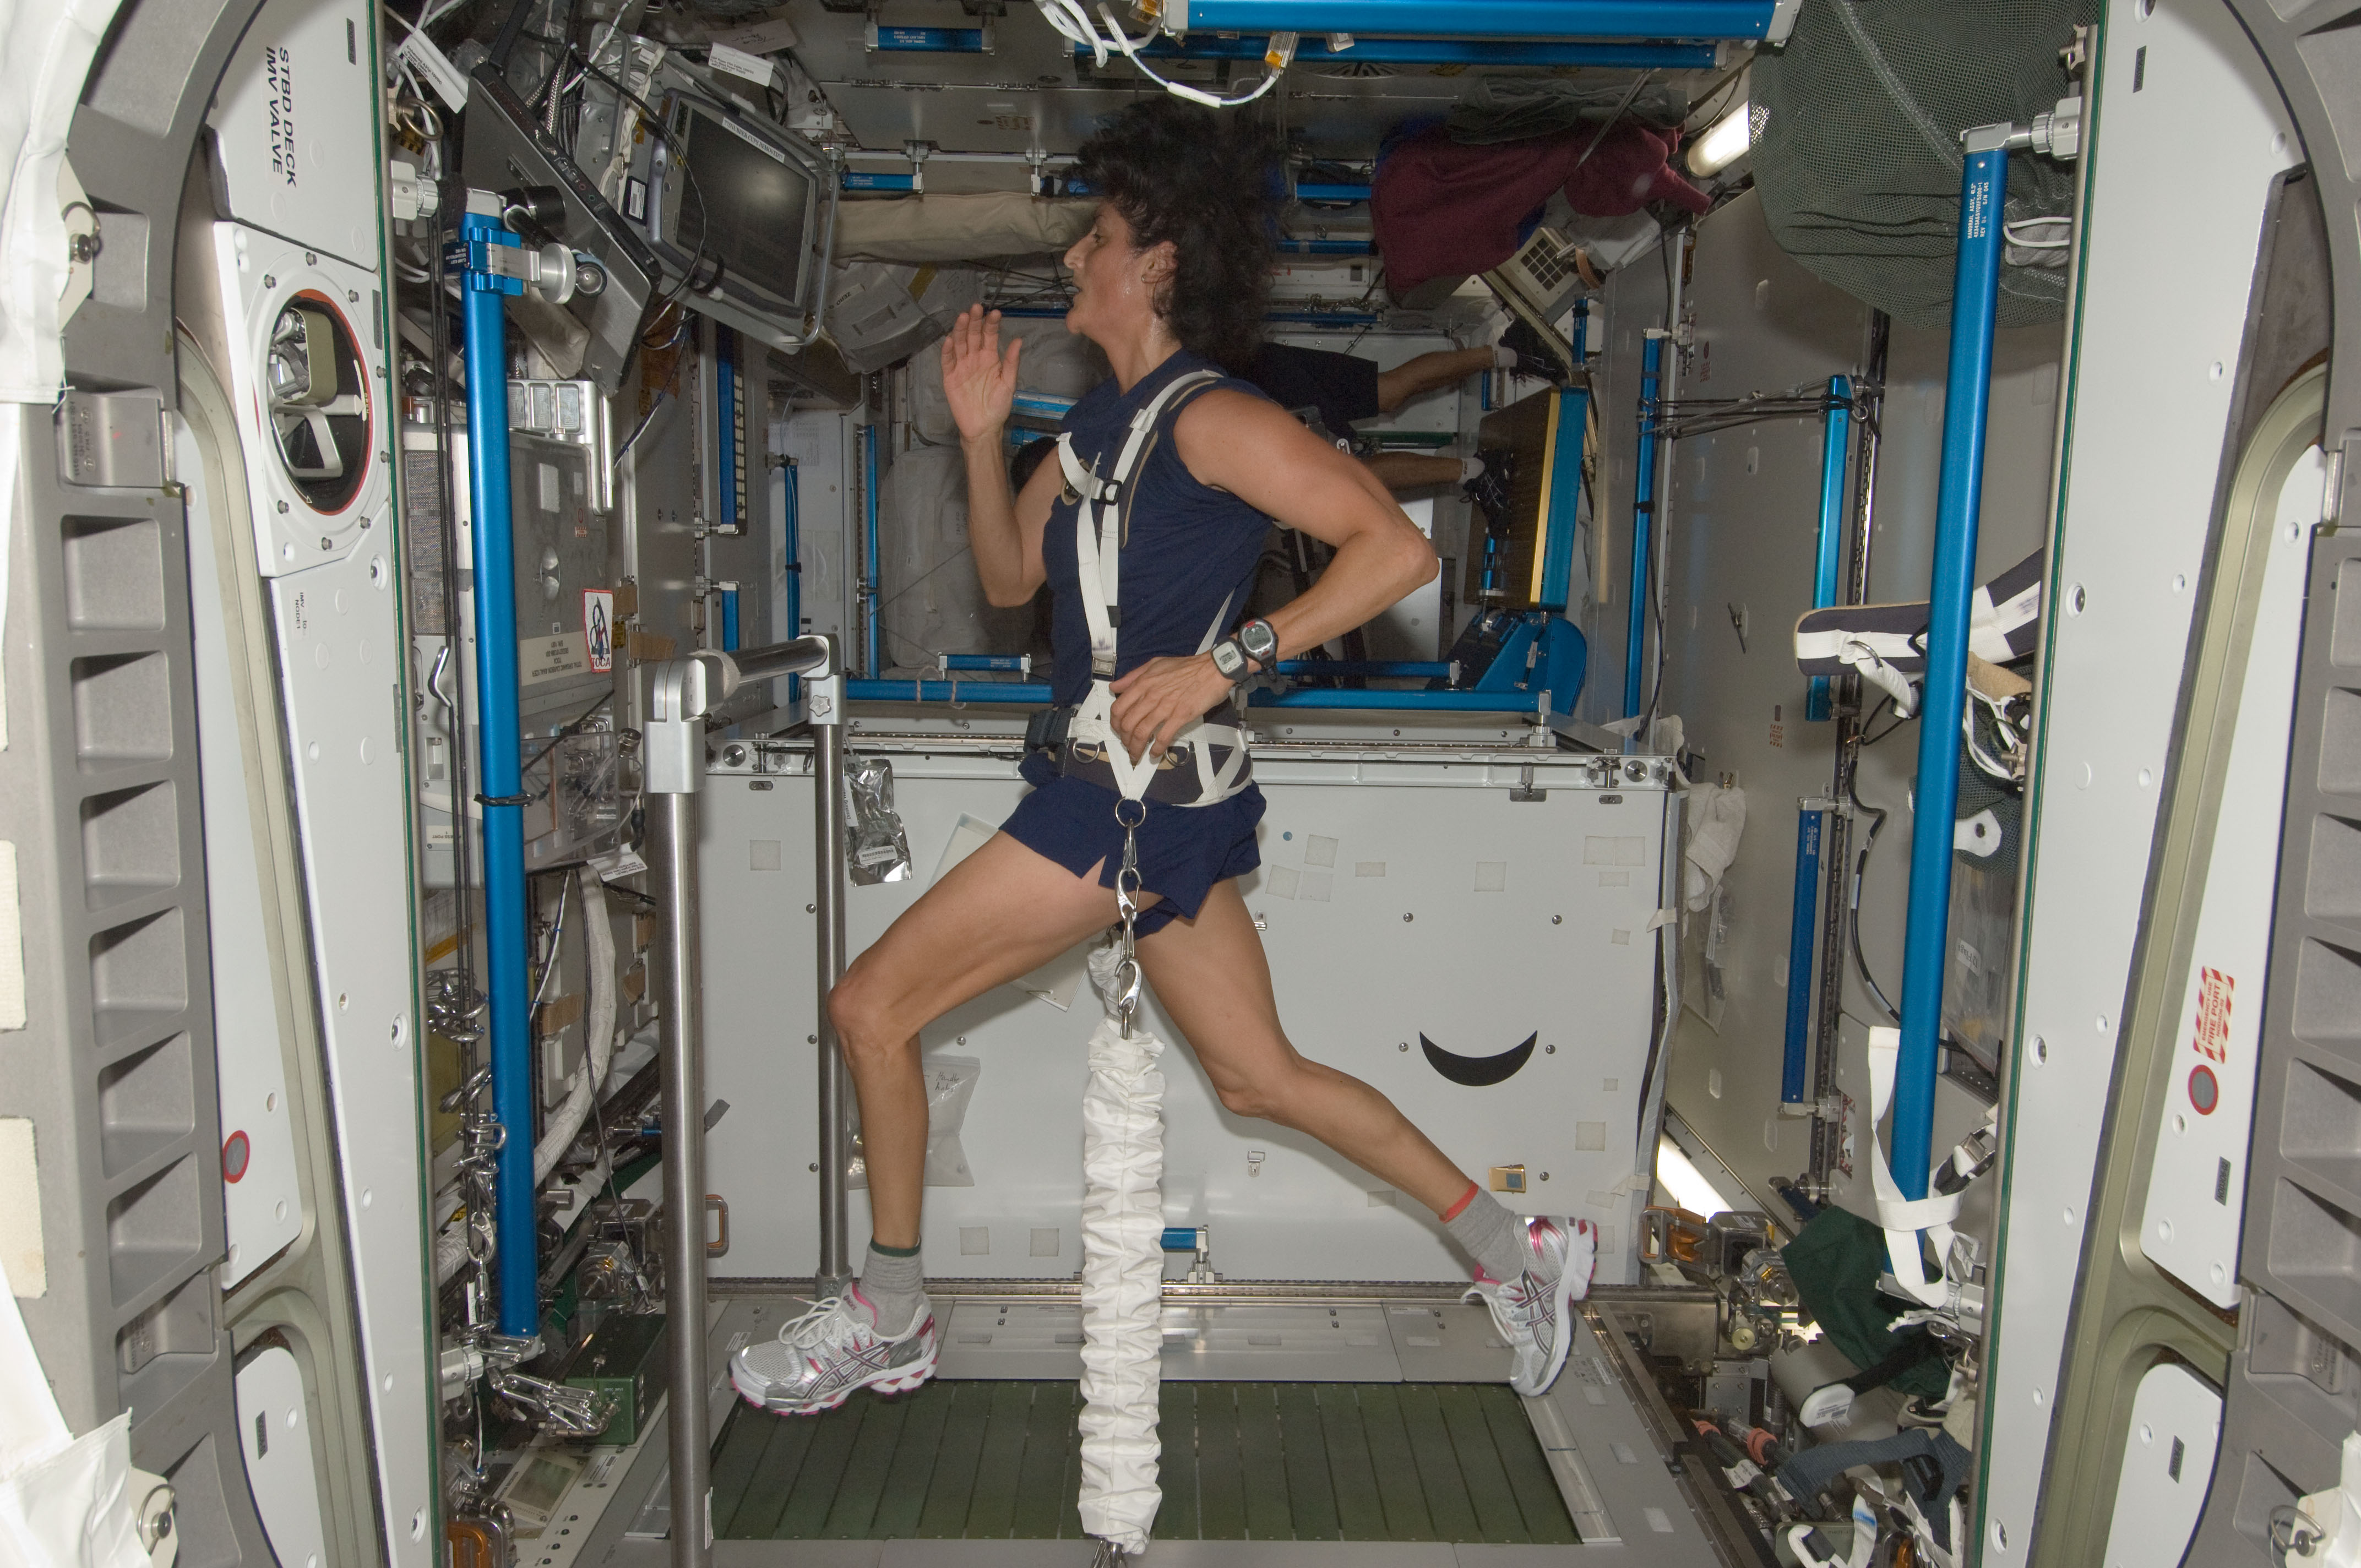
left=1372, top=123, right=1711, bottom=294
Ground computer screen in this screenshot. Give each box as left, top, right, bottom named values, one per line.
left=671, top=104, right=813, bottom=311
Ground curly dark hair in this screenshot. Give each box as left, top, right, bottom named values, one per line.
left=1072, top=98, right=1276, bottom=373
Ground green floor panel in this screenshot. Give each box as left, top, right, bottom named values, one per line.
left=728, top=1413, right=817, bottom=1539
left=1234, top=1385, right=1295, bottom=1540
left=1354, top=1385, right=1439, bottom=1541
left=820, top=1396, right=906, bottom=1538
left=1193, top=1384, right=1249, bottom=1539
left=707, top=1398, right=780, bottom=1533
left=915, top=1384, right=992, bottom=1538
left=710, top=1380, right=1579, bottom=1544
left=1153, top=1382, right=1200, bottom=1540
left=1438, top=1384, right=1528, bottom=1544
left=867, top=1381, right=955, bottom=1540
left=1011, top=1384, right=1080, bottom=1539
left=770, top=1399, right=867, bottom=1538
left=1480, top=1385, right=1580, bottom=1544
left=1315, top=1382, right=1389, bottom=1540
left=1275, top=1384, right=1341, bottom=1540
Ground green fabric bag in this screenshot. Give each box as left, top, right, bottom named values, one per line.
left=1781, top=1206, right=1951, bottom=1401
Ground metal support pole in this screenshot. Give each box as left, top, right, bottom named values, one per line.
left=861, top=424, right=882, bottom=677
left=783, top=460, right=802, bottom=701
left=1624, top=333, right=1663, bottom=722
left=458, top=191, right=539, bottom=1340
left=1781, top=808, right=1825, bottom=1105
left=642, top=636, right=830, bottom=1568
left=1893, top=132, right=2010, bottom=1198
left=650, top=787, right=709, bottom=1568
left=1806, top=376, right=1854, bottom=722
left=810, top=657, right=853, bottom=1294
left=1809, top=315, right=1889, bottom=1189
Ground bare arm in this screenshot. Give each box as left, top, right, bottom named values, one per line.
left=1107, top=389, right=1437, bottom=760
left=941, top=306, right=1059, bottom=607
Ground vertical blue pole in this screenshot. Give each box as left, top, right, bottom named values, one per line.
left=1781, top=809, right=1823, bottom=1103
left=1623, top=333, right=1663, bottom=719
left=782, top=459, right=802, bottom=701
left=720, top=585, right=741, bottom=651
left=862, top=424, right=881, bottom=676
left=715, top=326, right=739, bottom=533
left=1892, top=134, right=2009, bottom=1198
left=458, top=197, right=538, bottom=1338
left=1805, top=375, right=1852, bottom=722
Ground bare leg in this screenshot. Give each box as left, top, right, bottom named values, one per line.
left=1135, top=879, right=1470, bottom=1214
left=1375, top=346, right=1497, bottom=413
left=1360, top=452, right=1465, bottom=494
left=828, top=835, right=1156, bottom=1248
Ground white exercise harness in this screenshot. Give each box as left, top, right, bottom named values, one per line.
left=1052, top=367, right=1256, bottom=1036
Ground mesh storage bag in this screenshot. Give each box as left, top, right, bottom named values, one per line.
left=1750, top=0, right=2096, bottom=330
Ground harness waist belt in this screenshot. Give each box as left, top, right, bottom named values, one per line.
left=1030, top=702, right=1252, bottom=805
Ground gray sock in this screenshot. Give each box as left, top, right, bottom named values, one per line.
left=1446, top=1190, right=1532, bottom=1284
left=858, top=1243, right=927, bottom=1336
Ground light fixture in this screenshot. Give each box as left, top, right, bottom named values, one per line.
left=1656, top=1136, right=1736, bottom=1217
left=1688, top=100, right=1753, bottom=178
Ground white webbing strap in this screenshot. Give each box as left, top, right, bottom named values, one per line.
left=1063, top=369, right=1223, bottom=681
left=1838, top=640, right=1919, bottom=717
left=1865, top=1026, right=1962, bottom=1309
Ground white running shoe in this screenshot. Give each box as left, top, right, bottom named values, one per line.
left=729, top=1286, right=937, bottom=1415
left=1465, top=1216, right=1596, bottom=1396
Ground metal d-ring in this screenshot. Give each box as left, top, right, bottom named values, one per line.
left=1113, top=796, right=1147, bottom=830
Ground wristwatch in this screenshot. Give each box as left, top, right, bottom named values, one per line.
left=1211, top=618, right=1280, bottom=685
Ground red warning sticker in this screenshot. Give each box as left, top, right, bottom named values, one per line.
left=2191, top=966, right=2234, bottom=1064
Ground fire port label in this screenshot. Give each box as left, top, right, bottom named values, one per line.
left=584, top=590, right=615, bottom=674
left=2191, top=966, right=2234, bottom=1064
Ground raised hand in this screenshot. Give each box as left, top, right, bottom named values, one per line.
left=940, top=304, right=1022, bottom=444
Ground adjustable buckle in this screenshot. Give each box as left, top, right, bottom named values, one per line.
left=1024, top=705, right=1074, bottom=753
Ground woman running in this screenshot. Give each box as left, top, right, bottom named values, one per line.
left=731, top=97, right=1593, bottom=1417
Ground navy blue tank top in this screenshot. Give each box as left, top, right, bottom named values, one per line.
left=1042, top=351, right=1274, bottom=706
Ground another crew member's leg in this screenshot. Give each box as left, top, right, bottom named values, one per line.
left=1375, top=346, right=1499, bottom=412
left=1136, top=878, right=1593, bottom=1393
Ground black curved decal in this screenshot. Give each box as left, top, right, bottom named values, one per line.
left=1419, top=1032, right=1537, bottom=1088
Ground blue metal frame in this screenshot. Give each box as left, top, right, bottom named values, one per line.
left=841, top=172, right=917, bottom=193
left=1296, top=182, right=1373, bottom=203
left=1892, top=138, right=2009, bottom=1199
left=1624, top=334, right=1664, bottom=721
left=1172, top=0, right=1777, bottom=40
left=719, top=585, right=740, bottom=652
left=1097, top=34, right=1716, bottom=67
left=715, top=326, right=740, bottom=534
left=940, top=654, right=1031, bottom=672
left=458, top=202, right=538, bottom=1338
left=862, top=424, right=881, bottom=677
left=1806, top=375, right=1852, bottom=722
left=1781, top=808, right=1823, bottom=1104
left=782, top=459, right=801, bottom=701
left=1277, top=659, right=1452, bottom=679
left=1275, top=238, right=1376, bottom=256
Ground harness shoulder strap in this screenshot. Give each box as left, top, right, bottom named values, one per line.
left=1071, top=368, right=1228, bottom=679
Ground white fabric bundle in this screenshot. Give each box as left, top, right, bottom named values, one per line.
left=1075, top=943, right=1165, bottom=1556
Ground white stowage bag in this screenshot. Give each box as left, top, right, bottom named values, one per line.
left=1075, top=943, right=1165, bottom=1557
left=0, top=1278, right=160, bottom=1568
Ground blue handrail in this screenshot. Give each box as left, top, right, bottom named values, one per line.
left=1781, top=809, right=1824, bottom=1104
left=1807, top=376, right=1852, bottom=722
left=1170, top=0, right=1782, bottom=40
left=1892, top=132, right=2010, bottom=1199
left=458, top=198, right=537, bottom=1337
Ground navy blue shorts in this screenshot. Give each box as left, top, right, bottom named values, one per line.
left=1000, top=753, right=1266, bottom=936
